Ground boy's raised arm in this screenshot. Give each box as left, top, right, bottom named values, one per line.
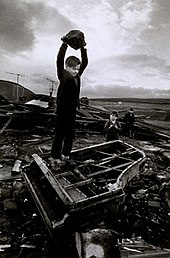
left=79, top=46, right=88, bottom=76
left=56, top=42, right=68, bottom=80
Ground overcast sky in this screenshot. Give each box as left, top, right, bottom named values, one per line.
left=0, top=0, right=170, bottom=97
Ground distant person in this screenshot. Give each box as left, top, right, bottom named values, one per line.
left=104, top=111, right=121, bottom=141
left=50, top=30, right=88, bottom=169
left=124, top=107, right=135, bottom=138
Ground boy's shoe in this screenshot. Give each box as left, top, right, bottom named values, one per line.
left=61, top=155, right=76, bottom=169
left=49, top=158, right=63, bottom=171
left=62, top=155, right=70, bottom=161
left=62, top=154, right=75, bottom=164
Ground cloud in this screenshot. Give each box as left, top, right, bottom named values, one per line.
left=151, top=0, right=170, bottom=28
left=0, top=0, right=74, bottom=55
left=65, top=0, right=154, bottom=59
left=0, top=0, right=36, bottom=53
left=116, top=54, right=165, bottom=68
left=0, top=0, right=169, bottom=96
left=130, top=1, right=170, bottom=64
left=81, top=83, right=170, bottom=98
left=120, top=0, right=152, bottom=30
left=84, top=52, right=170, bottom=93
left=30, top=2, right=75, bottom=36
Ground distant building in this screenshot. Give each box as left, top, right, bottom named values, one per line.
left=0, top=80, right=36, bottom=102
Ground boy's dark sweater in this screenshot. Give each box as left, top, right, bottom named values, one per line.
left=56, top=43, right=88, bottom=116
left=124, top=112, right=135, bottom=124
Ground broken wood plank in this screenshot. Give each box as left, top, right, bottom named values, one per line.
left=57, top=177, right=87, bottom=202
left=87, top=167, right=122, bottom=179
left=11, top=159, right=22, bottom=175
left=129, top=251, right=170, bottom=257
left=0, top=117, right=12, bottom=135
left=54, top=171, right=75, bottom=178
left=64, top=178, right=93, bottom=189
left=32, top=154, right=74, bottom=205
left=99, top=160, right=132, bottom=167
left=94, top=150, right=113, bottom=157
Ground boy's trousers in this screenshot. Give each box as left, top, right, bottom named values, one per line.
left=51, top=112, right=76, bottom=159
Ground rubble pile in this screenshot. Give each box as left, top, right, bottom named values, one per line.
left=0, top=179, right=49, bottom=257
left=121, top=152, right=170, bottom=248
left=0, top=98, right=169, bottom=257
left=0, top=178, right=79, bottom=258
left=0, top=133, right=169, bottom=257
left=0, top=101, right=109, bottom=135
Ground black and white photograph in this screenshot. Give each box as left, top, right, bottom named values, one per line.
left=0, top=0, right=170, bottom=257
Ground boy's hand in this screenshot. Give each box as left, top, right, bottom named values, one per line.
left=61, top=30, right=86, bottom=50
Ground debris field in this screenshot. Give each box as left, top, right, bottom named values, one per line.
left=0, top=99, right=170, bottom=257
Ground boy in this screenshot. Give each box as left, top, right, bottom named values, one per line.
left=124, top=107, right=135, bottom=138
left=104, top=111, right=121, bottom=141
left=50, top=31, right=88, bottom=168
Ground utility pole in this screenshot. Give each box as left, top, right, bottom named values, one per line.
left=45, top=78, right=58, bottom=98
left=6, top=72, right=25, bottom=101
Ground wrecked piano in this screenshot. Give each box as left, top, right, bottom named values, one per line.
left=22, top=140, right=146, bottom=235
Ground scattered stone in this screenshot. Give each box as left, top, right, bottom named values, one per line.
left=11, top=160, right=22, bottom=176
left=3, top=198, right=17, bottom=211
left=0, top=185, right=13, bottom=199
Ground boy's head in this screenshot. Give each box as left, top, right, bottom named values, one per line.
left=65, top=56, right=81, bottom=77
left=129, top=107, right=133, bottom=113
left=110, top=111, right=118, bottom=120
left=111, top=111, right=118, bottom=117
